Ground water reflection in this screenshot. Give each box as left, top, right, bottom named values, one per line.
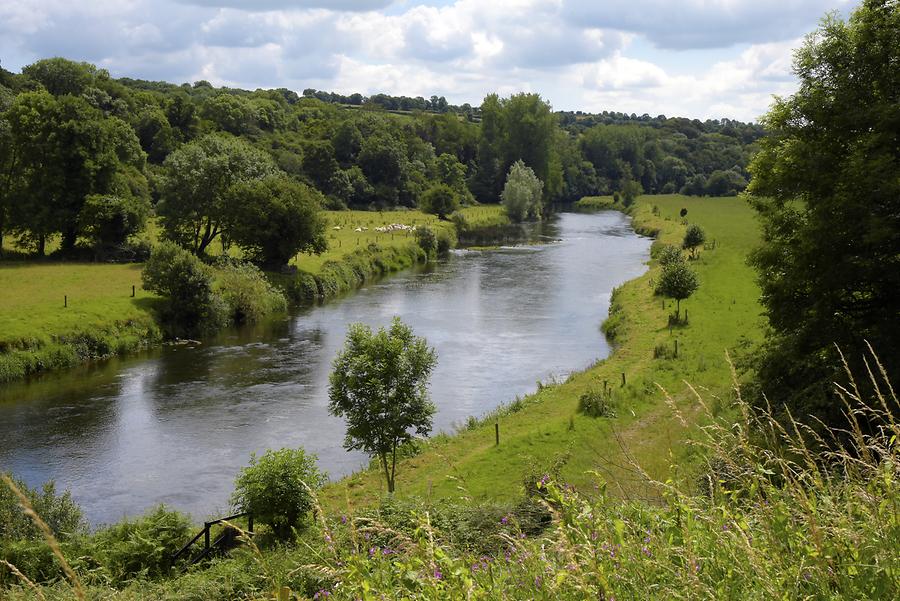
left=0, top=211, right=650, bottom=524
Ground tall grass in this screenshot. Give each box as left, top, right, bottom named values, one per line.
left=3, top=354, right=896, bottom=599
left=306, top=351, right=898, bottom=599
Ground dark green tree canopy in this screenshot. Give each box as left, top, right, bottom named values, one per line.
left=746, top=0, right=900, bottom=427
left=224, top=175, right=328, bottom=267
left=682, top=224, right=706, bottom=258
left=419, top=183, right=460, bottom=220
left=328, top=318, right=437, bottom=493
left=158, top=133, right=277, bottom=255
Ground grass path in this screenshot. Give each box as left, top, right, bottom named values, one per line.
left=320, top=194, right=764, bottom=509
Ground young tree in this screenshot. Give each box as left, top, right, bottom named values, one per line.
left=224, top=176, right=328, bottom=268
left=231, top=448, right=326, bottom=541
left=655, top=261, right=699, bottom=321
left=419, top=183, right=459, bottom=220
left=745, top=0, right=900, bottom=427
left=682, top=224, right=706, bottom=259
left=501, top=160, right=543, bottom=222
left=328, top=318, right=437, bottom=493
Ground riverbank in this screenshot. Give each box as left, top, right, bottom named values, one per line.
left=319, top=193, right=764, bottom=508
left=0, top=206, right=507, bottom=385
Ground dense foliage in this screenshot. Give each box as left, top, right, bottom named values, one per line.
left=231, top=448, right=327, bottom=541
left=0, top=55, right=763, bottom=264
left=746, top=0, right=900, bottom=430
left=329, top=318, right=437, bottom=493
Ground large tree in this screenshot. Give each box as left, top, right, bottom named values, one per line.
left=224, top=175, right=328, bottom=268
left=2, top=90, right=144, bottom=254
left=746, top=0, right=900, bottom=427
left=157, top=133, right=277, bottom=255
left=328, top=318, right=437, bottom=493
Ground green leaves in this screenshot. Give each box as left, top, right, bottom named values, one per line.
left=328, top=318, right=437, bottom=493
left=231, top=448, right=326, bottom=541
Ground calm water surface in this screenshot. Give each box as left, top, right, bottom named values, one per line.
left=0, top=211, right=650, bottom=524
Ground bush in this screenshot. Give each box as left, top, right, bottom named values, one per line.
left=415, top=226, right=437, bottom=257
left=141, top=241, right=227, bottom=336
left=214, top=261, right=287, bottom=324
left=0, top=474, right=85, bottom=542
left=231, top=448, right=327, bottom=541
left=435, top=228, right=455, bottom=257
left=419, top=184, right=460, bottom=220
left=90, top=505, right=192, bottom=583
left=656, top=244, right=684, bottom=267
left=578, top=389, right=617, bottom=418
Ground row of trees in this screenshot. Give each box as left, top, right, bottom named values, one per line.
left=0, top=58, right=763, bottom=264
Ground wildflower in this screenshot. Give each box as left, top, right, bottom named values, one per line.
left=313, top=590, right=331, bottom=599
left=501, top=515, right=509, bottom=525
left=434, top=568, right=443, bottom=580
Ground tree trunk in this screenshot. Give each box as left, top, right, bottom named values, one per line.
left=380, top=453, right=394, bottom=494
left=62, top=226, right=77, bottom=253
left=676, top=299, right=681, bottom=320
left=38, top=234, right=45, bottom=257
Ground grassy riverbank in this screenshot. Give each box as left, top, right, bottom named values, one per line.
left=320, top=194, right=764, bottom=508
left=0, top=206, right=507, bottom=384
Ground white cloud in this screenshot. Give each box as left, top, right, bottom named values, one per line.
left=0, top=0, right=849, bottom=120
left=561, top=0, right=852, bottom=49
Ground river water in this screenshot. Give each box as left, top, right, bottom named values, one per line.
left=0, top=211, right=650, bottom=525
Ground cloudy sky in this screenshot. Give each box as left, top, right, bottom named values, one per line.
left=0, top=0, right=855, bottom=121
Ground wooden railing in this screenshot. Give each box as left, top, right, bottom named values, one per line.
left=172, top=512, right=253, bottom=566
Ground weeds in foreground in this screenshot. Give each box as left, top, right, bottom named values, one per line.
left=3, top=350, right=898, bottom=599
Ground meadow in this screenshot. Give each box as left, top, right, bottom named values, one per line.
left=319, top=194, right=766, bottom=507
left=0, top=205, right=506, bottom=383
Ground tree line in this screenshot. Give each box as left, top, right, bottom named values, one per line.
left=0, top=57, right=762, bottom=264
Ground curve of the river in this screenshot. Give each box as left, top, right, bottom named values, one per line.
left=0, top=211, right=650, bottom=525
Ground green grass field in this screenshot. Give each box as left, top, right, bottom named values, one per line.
left=320, top=194, right=765, bottom=508
left=0, top=206, right=506, bottom=366
left=0, top=263, right=153, bottom=344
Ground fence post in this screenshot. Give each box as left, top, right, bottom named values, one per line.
left=621, top=372, right=626, bottom=387
left=495, top=422, right=499, bottom=446
left=248, top=514, right=254, bottom=533
left=64, top=295, right=67, bottom=308
left=204, top=523, right=210, bottom=555
left=131, top=285, right=135, bottom=297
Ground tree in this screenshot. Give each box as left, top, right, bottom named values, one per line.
left=21, top=58, right=102, bottom=97
left=224, top=176, right=328, bottom=268
left=231, top=448, right=326, bottom=540
left=655, top=261, right=698, bottom=321
left=3, top=91, right=146, bottom=254
left=328, top=318, right=437, bottom=493
left=157, top=133, right=277, bottom=255
left=745, top=0, right=900, bottom=428
left=78, top=194, right=151, bottom=256
left=682, top=224, right=706, bottom=259
left=501, top=160, right=543, bottom=222
left=419, top=184, right=459, bottom=220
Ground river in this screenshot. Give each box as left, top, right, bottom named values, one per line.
left=0, top=211, right=650, bottom=525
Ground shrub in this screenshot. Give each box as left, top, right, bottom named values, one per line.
left=435, top=228, right=455, bottom=257
left=90, top=505, right=192, bottom=583
left=656, top=244, right=684, bottom=267
left=231, top=448, right=327, bottom=541
left=578, top=389, right=617, bottom=417
left=141, top=241, right=227, bottom=336
left=214, top=261, right=287, bottom=324
left=419, top=184, right=460, bottom=220
left=415, top=226, right=437, bottom=257
left=0, top=474, right=85, bottom=542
